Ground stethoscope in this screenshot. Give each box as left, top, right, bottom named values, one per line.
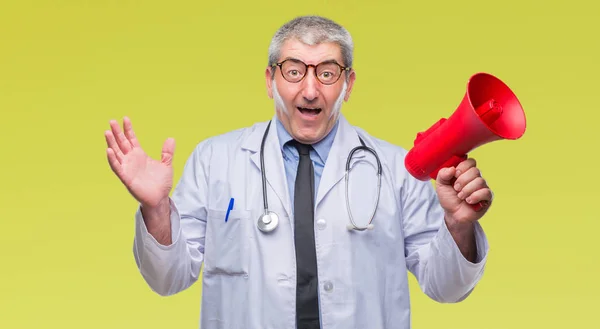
left=257, top=120, right=382, bottom=233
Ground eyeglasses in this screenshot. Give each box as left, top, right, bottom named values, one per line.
left=272, top=59, right=350, bottom=85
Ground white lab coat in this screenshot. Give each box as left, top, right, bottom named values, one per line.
left=133, top=114, right=489, bottom=329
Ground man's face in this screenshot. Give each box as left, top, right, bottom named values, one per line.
left=265, top=38, right=356, bottom=144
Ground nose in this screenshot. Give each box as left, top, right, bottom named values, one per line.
left=300, top=68, right=320, bottom=102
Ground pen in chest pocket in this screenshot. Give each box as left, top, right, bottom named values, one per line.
left=225, top=198, right=234, bottom=222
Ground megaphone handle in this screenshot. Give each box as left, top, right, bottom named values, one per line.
left=470, top=200, right=488, bottom=212
left=434, top=154, right=489, bottom=212
left=429, top=154, right=468, bottom=180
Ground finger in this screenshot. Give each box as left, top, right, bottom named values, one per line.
left=109, top=119, right=132, bottom=154
left=465, top=188, right=493, bottom=205
left=123, top=116, right=140, bottom=148
left=106, top=148, right=123, bottom=178
left=104, top=130, right=124, bottom=163
left=457, top=176, right=487, bottom=200
left=436, top=167, right=456, bottom=186
left=455, top=158, right=476, bottom=177
left=161, top=137, right=176, bottom=166
left=454, top=166, right=481, bottom=192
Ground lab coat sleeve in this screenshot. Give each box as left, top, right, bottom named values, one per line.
left=132, top=140, right=212, bottom=296
left=401, top=170, right=489, bottom=303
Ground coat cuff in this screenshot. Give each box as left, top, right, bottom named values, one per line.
left=438, top=218, right=489, bottom=266
left=134, top=198, right=182, bottom=250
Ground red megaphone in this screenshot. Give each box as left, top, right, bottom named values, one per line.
left=404, top=72, right=526, bottom=209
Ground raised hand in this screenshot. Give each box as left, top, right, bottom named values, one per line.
left=104, top=116, right=175, bottom=209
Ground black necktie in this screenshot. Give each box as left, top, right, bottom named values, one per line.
left=291, top=141, right=320, bottom=329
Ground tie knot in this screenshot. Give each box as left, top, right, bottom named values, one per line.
left=290, top=140, right=312, bottom=156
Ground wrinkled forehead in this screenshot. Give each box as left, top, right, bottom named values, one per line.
left=278, top=37, right=344, bottom=66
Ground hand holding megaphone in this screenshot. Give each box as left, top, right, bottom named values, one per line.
left=405, top=73, right=526, bottom=213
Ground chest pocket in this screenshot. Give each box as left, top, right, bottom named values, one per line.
left=203, top=208, right=251, bottom=276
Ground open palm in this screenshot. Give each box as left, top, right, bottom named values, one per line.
left=104, top=117, right=175, bottom=208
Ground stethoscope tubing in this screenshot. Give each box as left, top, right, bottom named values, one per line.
left=258, top=120, right=382, bottom=232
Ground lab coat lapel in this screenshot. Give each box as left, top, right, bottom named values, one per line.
left=316, top=114, right=365, bottom=208
left=244, top=119, right=292, bottom=220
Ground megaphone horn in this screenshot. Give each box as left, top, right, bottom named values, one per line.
left=404, top=72, right=527, bottom=209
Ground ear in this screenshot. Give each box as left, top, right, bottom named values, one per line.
left=343, top=70, right=356, bottom=102
left=265, top=66, right=274, bottom=99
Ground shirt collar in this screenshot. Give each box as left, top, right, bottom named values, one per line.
left=275, top=116, right=339, bottom=164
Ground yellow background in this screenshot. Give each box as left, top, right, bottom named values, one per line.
left=1, top=0, right=598, bottom=328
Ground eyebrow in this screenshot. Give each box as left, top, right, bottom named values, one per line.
left=281, top=57, right=343, bottom=66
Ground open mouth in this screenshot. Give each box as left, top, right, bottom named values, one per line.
left=297, top=107, right=322, bottom=116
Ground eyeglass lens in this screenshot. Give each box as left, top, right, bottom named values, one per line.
left=280, top=60, right=343, bottom=84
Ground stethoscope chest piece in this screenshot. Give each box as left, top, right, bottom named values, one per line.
left=257, top=211, right=279, bottom=233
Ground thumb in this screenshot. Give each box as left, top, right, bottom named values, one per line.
left=161, top=137, right=176, bottom=166
left=436, top=167, right=456, bottom=186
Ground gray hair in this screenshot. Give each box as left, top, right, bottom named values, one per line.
left=267, top=15, right=354, bottom=79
